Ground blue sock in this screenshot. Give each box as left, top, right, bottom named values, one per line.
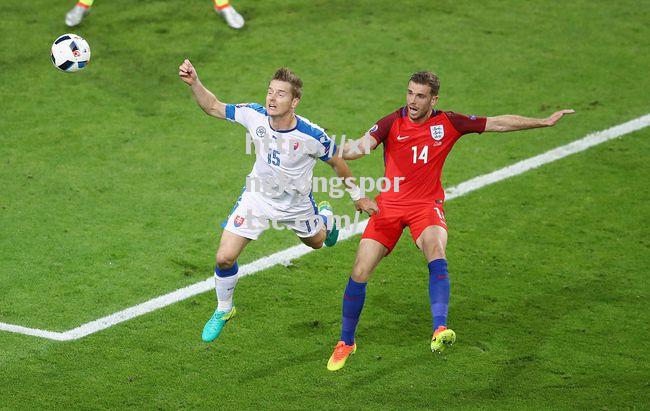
left=215, top=262, right=238, bottom=277
left=340, top=277, right=366, bottom=345
left=428, top=259, right=450, bottom=331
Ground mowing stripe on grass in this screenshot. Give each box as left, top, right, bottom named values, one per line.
left=1, top=113, right=648, bottom=341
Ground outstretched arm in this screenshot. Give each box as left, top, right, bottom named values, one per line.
left=179, top=59, right=227, bottom=119
left=343, top=110, right=400, bottom=158
left=485, top=109, right=575, bottom=132
left=325, top=154, right=379, bottom=215
left=342, top=133, right=378, bottom=160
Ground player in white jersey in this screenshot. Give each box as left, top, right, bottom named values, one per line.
left=179, top=59, right=378, bottom=342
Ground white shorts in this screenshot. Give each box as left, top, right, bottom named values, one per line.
left=222, top=189, right=323, bottom=240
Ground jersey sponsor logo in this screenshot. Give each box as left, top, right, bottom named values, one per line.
left=430, top=125, right=445, bottom=141
left=234, top=215, right=245, bottom=227
left=256, top=126, right=266, bottom=138
left=369, top=124, right=379, bottom=133
left=397, top=135, right=410, bottom=141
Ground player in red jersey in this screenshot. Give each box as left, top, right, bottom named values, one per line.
left=326, top=71, right=574, bottom=371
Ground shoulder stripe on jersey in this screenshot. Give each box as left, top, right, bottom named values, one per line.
left=295, top=117, right=336, bottom=161
left=226, top=103, right=267, bottom=121
left=296, top=117, right=325, bottom=138
left=244, top=103, right=268, bottom=115
left=319, top=142, right=337, bottom=162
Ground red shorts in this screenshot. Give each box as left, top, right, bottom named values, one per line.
left=362, top=200, right=447, bottom=253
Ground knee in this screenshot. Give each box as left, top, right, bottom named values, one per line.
left=307, top=241, right=323, bottom=250
left=429, top=240, right=446, bottom=259
left=215, top=250, right=237, bottom=270
left=302, top=231, right=325, bottom=249
left=350, top=264, right=371, bottom=283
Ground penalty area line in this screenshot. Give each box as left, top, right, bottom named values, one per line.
left=1, top=113, right=648, bottom=341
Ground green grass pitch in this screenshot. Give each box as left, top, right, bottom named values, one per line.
left=1, top=0, right=648, bottom=408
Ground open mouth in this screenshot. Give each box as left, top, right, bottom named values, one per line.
left=408, top=106, right=418, bottom=115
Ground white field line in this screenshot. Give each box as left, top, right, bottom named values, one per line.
left=1, top=114, right=648, bottom=341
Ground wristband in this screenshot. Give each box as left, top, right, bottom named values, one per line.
left=347, top=185, right=361, bottom=201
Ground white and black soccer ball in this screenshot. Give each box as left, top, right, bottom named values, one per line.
left=51, top=34, right=91, bottom=73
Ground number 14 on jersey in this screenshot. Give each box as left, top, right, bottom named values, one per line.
left=412, top=145, right=429, bottom=164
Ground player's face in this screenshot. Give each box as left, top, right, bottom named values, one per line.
left=406, top=81, right=439, bottom=122
left=266, top=80, right=299, bottom=117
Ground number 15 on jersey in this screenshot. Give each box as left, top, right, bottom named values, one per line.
left=267, top=149, right=280, bottom=166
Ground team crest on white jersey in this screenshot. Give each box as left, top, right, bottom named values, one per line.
left=256, top=126, right=266, bottom=138
left=430, top=125, right=444, bottom=141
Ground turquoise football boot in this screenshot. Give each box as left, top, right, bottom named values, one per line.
left=201, top=307, right=236, bottom=342
left=318, top=201, right=338, bottom=247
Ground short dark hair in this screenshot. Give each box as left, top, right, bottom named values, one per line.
left=272, top=67, right=303, bottom=99
left=409, top=71, right=440, bottom=96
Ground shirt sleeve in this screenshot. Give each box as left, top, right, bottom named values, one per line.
left=445, top=111, right=487, bottom=135
left=225, top=103, right=267, bottom=128
left=368, top=109, right=402, bottom=146
left=314, top=132, right=337, bottom=161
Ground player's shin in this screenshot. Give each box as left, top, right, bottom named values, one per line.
left=428, top=259, right=450, bottom=330
left=215, top=263, right=239, bottom=313
left=318, top=201, right=338, bottom=247
left=320, top=210, right=333, bottom=235
left=341, top=277, right=367, bottom=345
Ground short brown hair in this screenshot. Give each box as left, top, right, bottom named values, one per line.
left=272, top=67, right=303, bottom=99
left=409, top=71, right=440, bottom=96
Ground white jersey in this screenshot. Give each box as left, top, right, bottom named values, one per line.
left=225, top=103, right=336, bottom=208
left=221, top=103, right=335, bottom=240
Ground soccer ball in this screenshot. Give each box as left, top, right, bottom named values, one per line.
left=51, top=34, right=91, bottom=73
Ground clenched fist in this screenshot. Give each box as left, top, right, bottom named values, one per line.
left=179, top=59, right=198, bottom=86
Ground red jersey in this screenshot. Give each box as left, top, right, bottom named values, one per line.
left=369, top=107, right=486, bottom=204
